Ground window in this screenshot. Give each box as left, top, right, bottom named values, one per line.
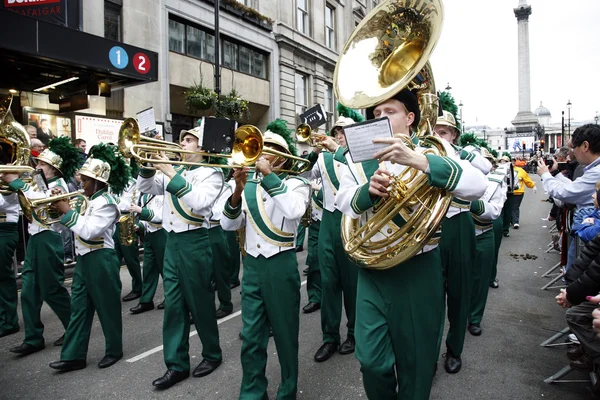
left=295, top=73, right=308, bottom=116
left=324, top=83, right=334, bottom=130
left=168, top=17, right=268, bottom=79
left=104, top=1, right=122, bottom=41
left=169, top=20, right=185, bottom=53
left=297, top=0, right=309, bottom=35
left=325, top=5, right=335, bottom=50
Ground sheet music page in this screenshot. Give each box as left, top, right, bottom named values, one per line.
left=344, top=117, right=393, bottom=163
left=136, top=107, right=156, bottom=135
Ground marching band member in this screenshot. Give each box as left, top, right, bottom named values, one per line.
left=310, top=114, right=360, bottom=362
left=128, top=189, right=166, bottom=314
left=0, top=187, right=20, bottom=338
left=138, top=127, right=224, bottom=390
left=221, top=120, right=310, bottom=400
left=3, top=137, right=79, bottom=356
left=114, top=164, right=143, bottom=302
left=336, top=89, right=488, bottom=399
left=302, top=179, right=323, bottom=314
left=468, top=150, right=507, bottom=337
left=49, top=143, right=129, bottom=371
left=434, top=110, right=492, bottom=374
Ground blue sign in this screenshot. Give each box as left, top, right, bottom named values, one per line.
left=109, top=46, right=129, bottom=69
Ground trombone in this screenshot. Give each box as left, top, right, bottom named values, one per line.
left=119, top=119, right=310, bottom=174
left=17, top=189, right=88, bottom=225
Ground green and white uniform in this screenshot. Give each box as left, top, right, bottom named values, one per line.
left=221, top=172, right=310, bottom=400
left=8, top=177, right=71, bottom=348
left=138, top=165, right=224, bottom=373
left=59, top=187, right=123, bottom=361
left=137, top=192, right=166, bottom=304
left=305, top=185, right=323, bottom=306
left=337, top=136, right=488, bottom=400
left=469, top=173, right=506, bottom=327
left=0, top=192, right=20, bottom=334
left=310, top=148, right=358, bottom=345
left=113, top=178, right=142, bottom=294
left=438, top=145, right=491, bottom=358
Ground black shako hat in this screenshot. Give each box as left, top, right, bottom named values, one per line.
left=365, top=88, right=421, bottom=129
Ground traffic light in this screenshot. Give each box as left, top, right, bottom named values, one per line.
left=522, top=141, right=526, bottom=151
left=540, top=139, right=545, bottom=149
left=534, top=143, right=538, bottom=152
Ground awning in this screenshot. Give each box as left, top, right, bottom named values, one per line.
left=0, top=10, right=158, bottom=96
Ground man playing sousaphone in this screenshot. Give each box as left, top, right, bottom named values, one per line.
left=221, top=119, right=310, bottom=399
left=336, top=87, right=488, bottom=398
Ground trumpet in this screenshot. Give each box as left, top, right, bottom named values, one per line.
left=119, top=119, right=310, bottom=174
left=0, top=165, right=35, bottom=194
left=17, top=189, right=88, bottom=225
left=296, top=124, right=339, bottom=150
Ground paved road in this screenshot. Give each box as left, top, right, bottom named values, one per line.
left=0, top=175, right=593, bottom=399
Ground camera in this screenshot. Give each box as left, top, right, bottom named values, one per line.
left=543, top=157, right=553, bottom=166
left=557, top=162, right=573, bottom=172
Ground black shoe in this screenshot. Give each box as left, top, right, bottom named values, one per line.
left=338, top=336, right=355, bottom=355
left=54, top=334, right=65, bottom=347
left=567, top=345, right=585, bottom=361
left=295, top=246, right=304, bottom=253
left=444, top=351, right=462, bottom=374
left=49, top=359, right=86, bottom=372
left=230, top=281, right=240, bottom=289
left=152, top=369, right=190, bottom=389
left=98, top=354, right=122, bottom=368
left=503, top=232, right=510, bottom=237
left=468, top=324, right=482, bottom=336
left=122, top=291, right=141, bottom=302
left=489, top=279, right=499, bottom=289
left=216, top=309, right=232, bottom=319
left=302, top=302, right=321, bottom=314
left=10, top=343, right=44, bottom=356
left=314, top=342, right=338, bottom=362
left=130, top=302, right=154, bottom=314
left=570, top=353, right=593, bottom=370
left=0, top=326, right=19, bottom=338
left=303, top=267, right=309, bottom=275
left=192, top=359, right=222, bottom=377
left=157, top=300, right=165, bottom=310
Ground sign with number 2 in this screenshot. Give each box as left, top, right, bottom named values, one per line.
left=133, top=53, right=150, bottom=75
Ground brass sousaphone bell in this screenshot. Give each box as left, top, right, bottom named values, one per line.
left=334, top=0, right=453, bottom=269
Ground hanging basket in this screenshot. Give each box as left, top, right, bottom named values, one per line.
left=214, top=89, right=251, bottom=122
left=185, top=85, right=218, bottom=112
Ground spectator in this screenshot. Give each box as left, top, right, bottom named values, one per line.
left=571, top=181, right=600, bottom=243
left=73, top=138, right=88, bottom=167
left=36, top=119, right=54, bottom=146
left=511, top=159, right=537, bottom=229
left=24, top=125, right=37, bottom=139
left=30, top=138, right=44, bottom=158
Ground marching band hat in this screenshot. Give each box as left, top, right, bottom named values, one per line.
left=263, top=130, right=291, bottom=154
left=36, top=136, right=81, bottom=180
left=79, top=157, right=111, bottom=184
left=331, top=116, right=355, bottom=132
left=365, top=88, right=421, bottom=128
left=436, top=110, right=459, bottom=132
left=36, top=149, right=63, bottom=174
left=500, top=155, right=511, bottom=163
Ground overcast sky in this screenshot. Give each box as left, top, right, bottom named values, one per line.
left=429, top=0, right=600, bottom=129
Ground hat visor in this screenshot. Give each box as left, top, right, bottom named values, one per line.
left=78, top=169, right=108, bottom=184
left=35, top=155, right=62, bottom=175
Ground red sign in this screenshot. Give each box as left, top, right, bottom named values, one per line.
left=133, top=52, right=151, bottom=75
left=4, top=0, right=60, bottom=6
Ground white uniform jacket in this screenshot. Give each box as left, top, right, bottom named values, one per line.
left=208, top=179, right=235, bottom=229
left=8, top=176, right=68, bottom=235
left=60, top=187, right=120, bottom=256
left=138, top=193, right=164, bottom=234
left=311, top=186, right=324, bottom=222
left=113, top=178, right=138, bottom=215
left=221, top=172, right=310, bottom=258
left=470, top=171, right=507, bottom=236
left=336, top=135, right=488, bottom=257
left=137, top=166, right=224, bottom=232
left=309, top=147, right=346, bottom=213
left=0, top=192, right=19, bottom=224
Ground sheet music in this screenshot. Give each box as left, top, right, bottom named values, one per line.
left=344, top=117, right=393, bottom=163
left=136, top=107, right=156, bottom=135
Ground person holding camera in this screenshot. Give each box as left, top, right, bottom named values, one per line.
left=511, top=159, right=537, bottom=229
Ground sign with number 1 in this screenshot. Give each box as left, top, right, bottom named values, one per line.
left=109, top=46, right=128, bottom=69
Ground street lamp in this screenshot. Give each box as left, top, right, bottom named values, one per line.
left=482, top=129, right=486, bottom=144
left=561, top=110, right=565, bottom=147
left=522, top=141, right=526, bottom=158
left=595, top=111, right=598, bottom=125
left=567, top=99, right=572, bottom=139
left=445, top=82, right=452, bottom=91
left=459, top=101, right=464, bottom=134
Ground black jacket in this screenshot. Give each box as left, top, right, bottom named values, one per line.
left=565, top=233, right=600, bottom=305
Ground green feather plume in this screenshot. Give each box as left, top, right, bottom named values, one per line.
left=502, top=151, right=512, bottom=161
left=458, top=132, right=479, bottom=148
left=438, top=91, right=462, bottom=132
left=88, top=143, right=131, bottom=195
left=47, top=136, right=80, bottom=181
left=266, top=119, right=298, bottom=157
left=336, top=102, right=364, bottom=123
left=490, top=149, right=499, bottom=158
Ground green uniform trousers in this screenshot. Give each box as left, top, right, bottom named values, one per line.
left=469, top=230, right=496, bottom=325
left=240, top=251, right=300, bottom=400
left=305, top=219, right=322, bottom=304
left=296, top=224, right=306, bottom=248
left=227, top=230, right=241, bottom=285
left=22, top=230, right=71, bottom=348
left=0, top=223, right=19, bottom=332
left=61, top=248, right=122, bottom=360
left=319, top=210, right=357, bottom=344
left=355, top=248, right=443, bottom=400
left=209, top=226, right=233, bottom=312
left=162, top=229, right=222, bottom=372
left=139, top=229, right=167, bottom=304
left=502, top=194, right=514, bottom=235
left=490, top=217, right=504, bottom=284
left=114, top=222, right=142, bottom=294
left=438, top=212, right=476, bottom=357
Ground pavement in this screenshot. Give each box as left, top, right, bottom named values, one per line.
left=0, top=175, right=594, bottom=399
